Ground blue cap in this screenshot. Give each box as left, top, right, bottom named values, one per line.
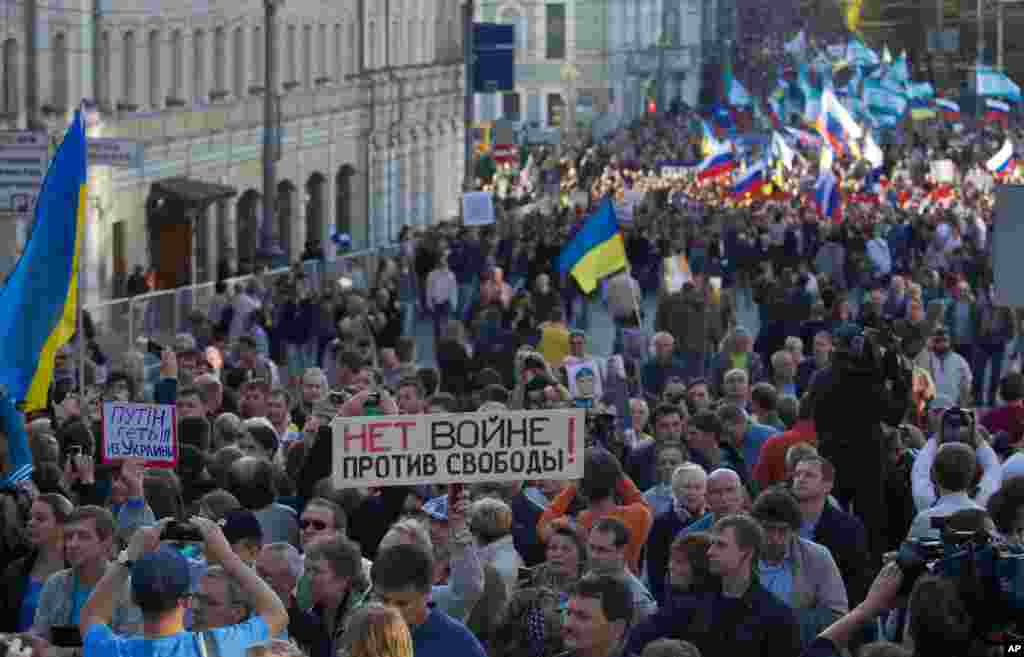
left=422, top=495, right=449, bottom=521
left=131, top=545, right=192, bottom=607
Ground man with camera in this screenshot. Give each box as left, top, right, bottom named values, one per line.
left=78, top=516, right=287, bottom=657
left=911, top=406, right=1002, bottom=513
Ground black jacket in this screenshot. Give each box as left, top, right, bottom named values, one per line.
left=812, top=503, right=871, bottom=606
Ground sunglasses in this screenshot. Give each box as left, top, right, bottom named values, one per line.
left=301, top=519, right=328, bottom=531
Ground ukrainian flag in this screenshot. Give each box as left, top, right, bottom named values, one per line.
left=557, top=199, right=627, bottom=294
left=0, top=111, right=87, bottom=415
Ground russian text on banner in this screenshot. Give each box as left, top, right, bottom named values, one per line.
left=332, top=409, right=585, bottom=488
left=102, top=401, right=179, bottom=467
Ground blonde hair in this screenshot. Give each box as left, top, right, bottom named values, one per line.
left=340, top=603, right=414, bottom=657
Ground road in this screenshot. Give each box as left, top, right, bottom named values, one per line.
left=412, top=286, right=762, bottom=366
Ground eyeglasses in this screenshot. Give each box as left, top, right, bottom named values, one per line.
left=301, top=519, right=328, bottom=531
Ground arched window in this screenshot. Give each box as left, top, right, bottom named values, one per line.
left=334, top=24, right=343, bottom=79
left=348, top=22, right=357, bottom=73
left=193, top=29, right=206, bottom=101
left=317, top=24, right=327, bottom=82
left=51, top=32, right=68, bottom=110
left=148, top=30, right=161, bottom=108
left=2, top=39, right=18, bottom=116
left=252, top=26, right=263, bottom=88
left=302, top=25, right=312, bottom=87
left=233, top=26, right=245, bottom=97
left=122, top=31, right=136, bottom=106
left=391, top=18, right=399, bottom=67
left=286, top=24, right=297, bottom=84
left=367, top=21, right=375, bottom=69
left=213, top=26, right=226, bottom=93
left=421, top=19, right=428, bottom=64
left=170, top=29, right=183, bottom=100
left=406, top=18, right=415, bottom=66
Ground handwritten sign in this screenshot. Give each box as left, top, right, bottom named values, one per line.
left=332, top=409, right=584, bottom=488
left=101, top=402, right=178, bottom=467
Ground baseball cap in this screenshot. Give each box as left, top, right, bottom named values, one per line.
left=220, top=509, right=264, bottom=545
left=131, top=545, right=192, bottom=610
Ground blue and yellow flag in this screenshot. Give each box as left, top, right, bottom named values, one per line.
left=557, top=199, right=627, bottom=294
left=0, top=111, right=87, bottom=414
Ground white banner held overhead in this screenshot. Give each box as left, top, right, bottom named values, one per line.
left=332, top=409, right=585, bottom=488
left=88, top=138, right=144, bottom=168
left=101, top=402, right=178, bottom=467
left=462, top=191, right=496, bottom=225
left=0, top=131, right=47, bottom=212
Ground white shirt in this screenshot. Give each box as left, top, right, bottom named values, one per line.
left=907, top=491, right=984, bottom=541
left=911, top=437, right=1002, bottom=511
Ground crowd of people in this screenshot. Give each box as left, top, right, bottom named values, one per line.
left=4, top=42, right=1024, bottom=657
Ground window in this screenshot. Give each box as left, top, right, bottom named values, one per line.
left=502, top=92, right=520, bottom=121
left=213, top=26, right=226, bottom=92
left=348, top=22, right=357, bottom=74
left=547, top=93, right=564, bottom=126
left=233, top=26, right=245, bottom=97
left=302, top=25, right=312, bottom=87
left=500, top=8, right=527, bottom=54
left=148, top=30, right=160, bottom=108
left=368, top=21, right=375, bottom=69
left=99, top=32, right=111, bottom=106
left=318, top=24, right=327, bottom=80
left=391, top=19, right=399, bottom=66
left=406, top=18, right=415, bottom=66
left=252, top=26, right=263, bottom=88
left=52, top=32, right=68, bottom=110
left=123, top=31, right=136, bottom=105
left=193, top=29, right=205, bottom=101
left=546, top=3, right=566, bottom=60
left=286, top=24, right=297, bottom=83
left=170, top=30, right=183, bottom=100
left=2, top=39, right=17, bottom=115
left=334, top=24, right=342, bottom=79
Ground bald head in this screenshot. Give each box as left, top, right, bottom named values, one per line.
left=706, top=468, right=744, bottom=517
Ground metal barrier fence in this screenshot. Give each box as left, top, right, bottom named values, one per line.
left=85, top=247, right=397, bottom=364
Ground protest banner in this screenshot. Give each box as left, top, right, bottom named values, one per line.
left=332, top=409, right=584, bottom=488
left=101, top=402, right=178, bottom=467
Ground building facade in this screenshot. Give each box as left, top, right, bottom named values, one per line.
left=0, top=0, right=465, bottom=303
left=472, top=0, right=703, bottom=132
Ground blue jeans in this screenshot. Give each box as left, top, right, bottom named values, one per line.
left=399, top=301, right=416, bottom=337
left=973, top=344, right=1006, bottom=407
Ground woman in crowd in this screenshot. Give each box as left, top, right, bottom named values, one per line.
left=0, top=493, right=73, bottom=632
left=527, top=525, right=587, bottom=601
left=338, top=603, right=414, bottom=657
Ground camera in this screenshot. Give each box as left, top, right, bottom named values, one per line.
left=895, top=515, right=1024, bottom=636
left=940, top=407, right=977, bottom=446
left=50, top=625, right=82, bottom=648
left=160, top=520, right=203, bottom=543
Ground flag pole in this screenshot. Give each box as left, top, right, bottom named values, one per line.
left=77, top=103, right=87, bottom=397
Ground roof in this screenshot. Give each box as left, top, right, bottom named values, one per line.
left=150, top=177, right=237, bottom=206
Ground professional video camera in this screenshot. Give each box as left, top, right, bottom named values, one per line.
left=895, top=513, right=1024, bottom=637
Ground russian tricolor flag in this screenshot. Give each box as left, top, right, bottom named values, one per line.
left=730, top=161, right=767, bottom=197
left=987, top=139, right=1015, bottom=177
left=815, top=169, right=842, bottom=222
left=935, top=98, right=960, bottom=121
left=816, top=88, right=863, bottom=158
left=697, top=148, right=738, bottom=181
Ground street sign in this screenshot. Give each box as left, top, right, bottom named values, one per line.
left=0, top=131, right=47, bottom=212
left=474, top=23, right=516, bottom=93
left=88, top=138, right=144, bottom=168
